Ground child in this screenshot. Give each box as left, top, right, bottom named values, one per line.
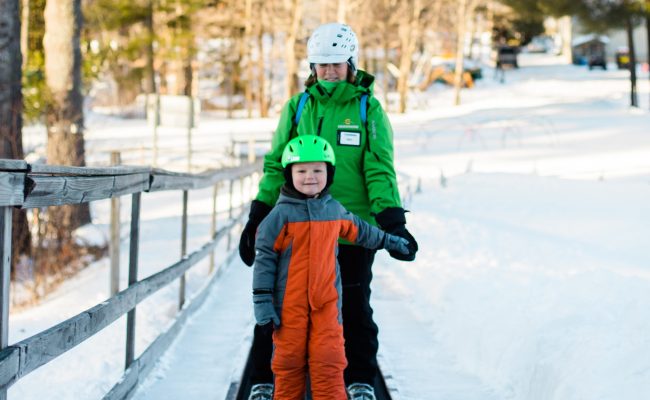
left=252, top=135, right=413, bottom=400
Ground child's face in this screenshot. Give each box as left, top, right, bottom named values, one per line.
left=291, top=162, right=327, bottom=196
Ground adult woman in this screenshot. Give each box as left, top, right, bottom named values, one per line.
left=239, top=22, right=418, bottom=400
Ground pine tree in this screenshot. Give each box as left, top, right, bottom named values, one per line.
left=0, top=0, right=32, bottom=272
left=43, top=0, right=91, bottom=239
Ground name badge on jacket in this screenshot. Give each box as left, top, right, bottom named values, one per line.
left=338, top=131, right=361, bottom=146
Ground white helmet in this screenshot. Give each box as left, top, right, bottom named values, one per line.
left=307, top=23, right=359, bottom=71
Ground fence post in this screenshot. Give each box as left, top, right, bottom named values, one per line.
left=0, top=207, right=10, bottom=400
left=248, top=137, right=256, bottom=164
left=110, top=151, right=121, bottom=296
left=125, top=192, right=141, bottom=369
left=229, top=139, right=235, bottom=164
left=150, top=94, right=160, bottom=167
left=240, top=176, right=245, bottom=216
left=1, top=206, right=12, bottom=347
left=209, top=184, right=218, bottom=274
left=179, top=190, right=188, bottom=310
left=251, top=171, right=258, bottom=197
left=227, top=179, right=234, bottom=250
left=187, top=97, right=193, bottom=173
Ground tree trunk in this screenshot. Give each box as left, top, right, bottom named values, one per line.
left=337, top=0, right=346, bottom=23
left=284, top=0, right=302, bottom=101
left=143, top=0, right=156, bottom=96
left=44, top=0, right=90, bottom=237
left=172, top=1, right=193, bottom=98
left=625, top=15, right=638, bottom=107
left=183, top=52, right=193, bottom=97
left=382, top=19, right=391, bottom=108
left=21, top=0, right=29, bottom=68
left=646, top=5, right=649, bottom=109
left=0, top=0, right=24, bottom=160
left=453, top=0, right=468, bottom=106
left=268, top=31, right=278, bottom=109
left=257, top=23, right=269, bottom=117
left=0, top=0, right=32, bottom=271
left=244, top=0, right=254, bottom=118
left=430, top=0, right=444, bottom=56
left=559, top=16, right=573, bottom=64
left=180, top=19, right=193, bottom=97
left=143, top=0, right=160, bottom=166
left=467, top=8, right=477, bottom=60
left=397, top=0, right=421, bottom=113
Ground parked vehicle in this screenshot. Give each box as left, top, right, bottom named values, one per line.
left=572, top=34, right=609, bottom=70
left=615, top=47, right=630, bottom=69
left=588, top=52, right=607, bottom=70
left=496, top=46, right=519, bottom=69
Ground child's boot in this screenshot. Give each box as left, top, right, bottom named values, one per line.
left=346, top=383, right=376, bottom=400
left=248, top=383, right=273, bottom=400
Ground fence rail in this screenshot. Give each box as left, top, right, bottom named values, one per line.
left=0, top=157, right=263, bottom=399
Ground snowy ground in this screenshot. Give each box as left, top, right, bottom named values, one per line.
left=8, top=53, right=650, bottom=399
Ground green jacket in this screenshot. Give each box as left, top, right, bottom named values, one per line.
left=256, top=70, right=401, bottom=225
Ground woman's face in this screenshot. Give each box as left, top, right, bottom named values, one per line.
left=314, top=63, right=348, bottom=82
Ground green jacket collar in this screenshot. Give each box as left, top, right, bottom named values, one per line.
left=307, top=70, right=375, bottom=105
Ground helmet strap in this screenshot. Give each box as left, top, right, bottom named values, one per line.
left=325, top=164, right=335, bottom=189
left=283, top=167, right=295, bottom=192
left=347, top=58, right=357, bottom=74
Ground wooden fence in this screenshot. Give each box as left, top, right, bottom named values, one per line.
left=0, top=157, right=263, bottom=399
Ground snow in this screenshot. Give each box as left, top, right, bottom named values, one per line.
left=8, top=53, right=650, bottom=399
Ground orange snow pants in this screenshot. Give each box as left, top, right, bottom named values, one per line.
left=272, top=299, right=347, bottom=400
left=271, top=263, right=347, bottom=398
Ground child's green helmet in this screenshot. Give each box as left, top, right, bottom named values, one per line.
left=281, top=135, right=336, bottom=168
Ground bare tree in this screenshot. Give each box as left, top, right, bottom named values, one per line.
left=284, top=0, right=303, bottom=100
left=453, top=0, right=469, bottom=106
left=624, top=11, right=639, bottom=107
left=0, top=0, right=32, bottom=270
left=143, top=0, right=156, bottom=97
left=21, top=0, right=30, bottom=68
left=454, top=0, right=481, bottom=105
left=363, top=0, right=401, bottom=107
left=337, top=0, right=347, bottom=22
left=0, top=0, right=25, bottom=162
left=244, top=0, right=254, bottom=117
left=257, top=1, right=271, bottom=117
left=646, top=0, right=650, bottom=109
left=361, top=0, right=446, bottom=112
left=43, top=0, right=90, bottom=238
left=396, top=0, right=424, bottom=113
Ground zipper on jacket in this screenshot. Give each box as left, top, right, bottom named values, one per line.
left=316, top=117, right=324, bottom=136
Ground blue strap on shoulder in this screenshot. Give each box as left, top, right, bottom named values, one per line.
left=294, top=92, right=310, bottom=125
left=294, top=91, right=368, bottom=125
left=360, top=94, right=368, bottom=124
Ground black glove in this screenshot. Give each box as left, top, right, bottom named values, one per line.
left=239, top=200, right=272, bottom=266
left=376, top=207, right=418, bottom=262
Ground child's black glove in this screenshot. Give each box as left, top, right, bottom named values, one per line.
left=238, top=200, right=272, bottom=266
left=376, top=207, right=418, bottom=262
